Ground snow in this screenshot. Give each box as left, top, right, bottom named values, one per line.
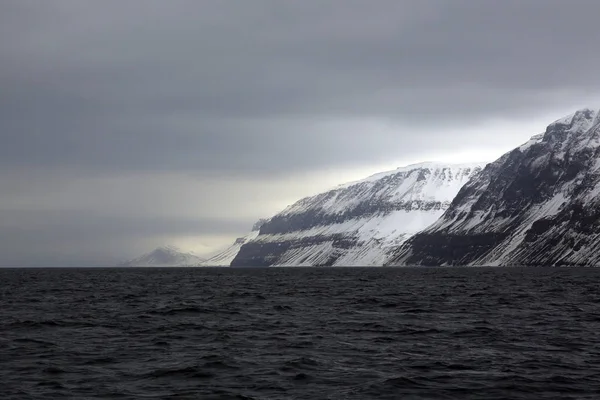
left=569, top=109, right=598, bottom=133
left=271, top=242, right=338, bottom=267
left=585, top=174, right=600, bottom=201
left=549, top=108, right=598, bottom=129
left=281, top=162, right=485, bottom=216
left=546, top=108, right=600, bottom=155
left=482, top=192, right=569, bottom=265
left=254, top=209, right=445, bottom=246
left=336, top=162, right=486, bottom=190
left=519, top=134, right=544, bottom=151
left=551, top=112, right=577, bottom=127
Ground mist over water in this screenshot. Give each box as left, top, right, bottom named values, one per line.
left=2, top=267, right=600, bottom=399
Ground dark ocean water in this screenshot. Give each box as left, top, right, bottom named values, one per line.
left=1, top=267, right=600, bottom=400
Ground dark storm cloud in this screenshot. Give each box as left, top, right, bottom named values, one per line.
left=2, top=0, right=600, bottom=176
left=2, top=0, right=600, bottom=264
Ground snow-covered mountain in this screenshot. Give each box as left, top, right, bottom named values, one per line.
left=388, top=108, right=600, bottom=267
left=231, top=162, right=486, bottom=267
left=197, top=220, right=267, bottom=266
left=119, top=245, right=204, bottom=267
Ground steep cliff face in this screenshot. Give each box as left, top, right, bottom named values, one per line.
left=231, top=163, right=485, bottom=267
left=389, top=108, right=600, bottom=266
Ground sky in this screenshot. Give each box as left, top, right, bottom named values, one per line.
left=2, top=0, right=600, bottom=266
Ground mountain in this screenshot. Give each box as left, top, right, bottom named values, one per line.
left=231, top=162, right=486, bottom=267
left=388, top=108, right=600, bottom=267
left=119, top=245, right=204, bottom=267
left=197, top=220, right=267, bottom=266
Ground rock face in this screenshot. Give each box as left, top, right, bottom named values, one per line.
left=231, top=163, right=485, bottom=267
left=388, top=108, right=600, bottom=267
left=120, top=245, right=204, bottom=267
left=197, top=220, right=268, bottom=266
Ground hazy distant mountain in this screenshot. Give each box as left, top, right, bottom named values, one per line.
left=389, top=108, right=600, bottom=266
left=119, top=245, right=204, bottom=267
left=231, top=163, right=485, bottom=266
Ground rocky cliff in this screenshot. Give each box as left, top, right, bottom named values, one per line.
left=388, top=108, right=600, bottom=266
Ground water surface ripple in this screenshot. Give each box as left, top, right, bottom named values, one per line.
left=2, top=267, right=600, bottom=399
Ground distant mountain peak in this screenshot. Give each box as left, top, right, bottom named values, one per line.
left=120, top=245, right=204, bottom=267
left=550, top=107, right=598, bottom=127
left=547, top=108, right=599, bottom=140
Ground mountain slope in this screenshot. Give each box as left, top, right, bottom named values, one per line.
left=120, top=245, right=204, bottom=267
left=388, top=108, right=600, bottom=266
left=197, top=220, right=267, bottom=266
left=231, top=162, right=485, bottom=267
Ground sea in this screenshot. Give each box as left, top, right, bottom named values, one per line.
left=1, top=266, right=600, bottom=399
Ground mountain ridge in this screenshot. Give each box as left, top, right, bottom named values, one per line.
left=388, top=107, right=600, bottom=267
left=231, top=162, right=486, bottom=267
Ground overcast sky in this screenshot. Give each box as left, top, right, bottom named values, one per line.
left=2, top=0, right=600, bottom=265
